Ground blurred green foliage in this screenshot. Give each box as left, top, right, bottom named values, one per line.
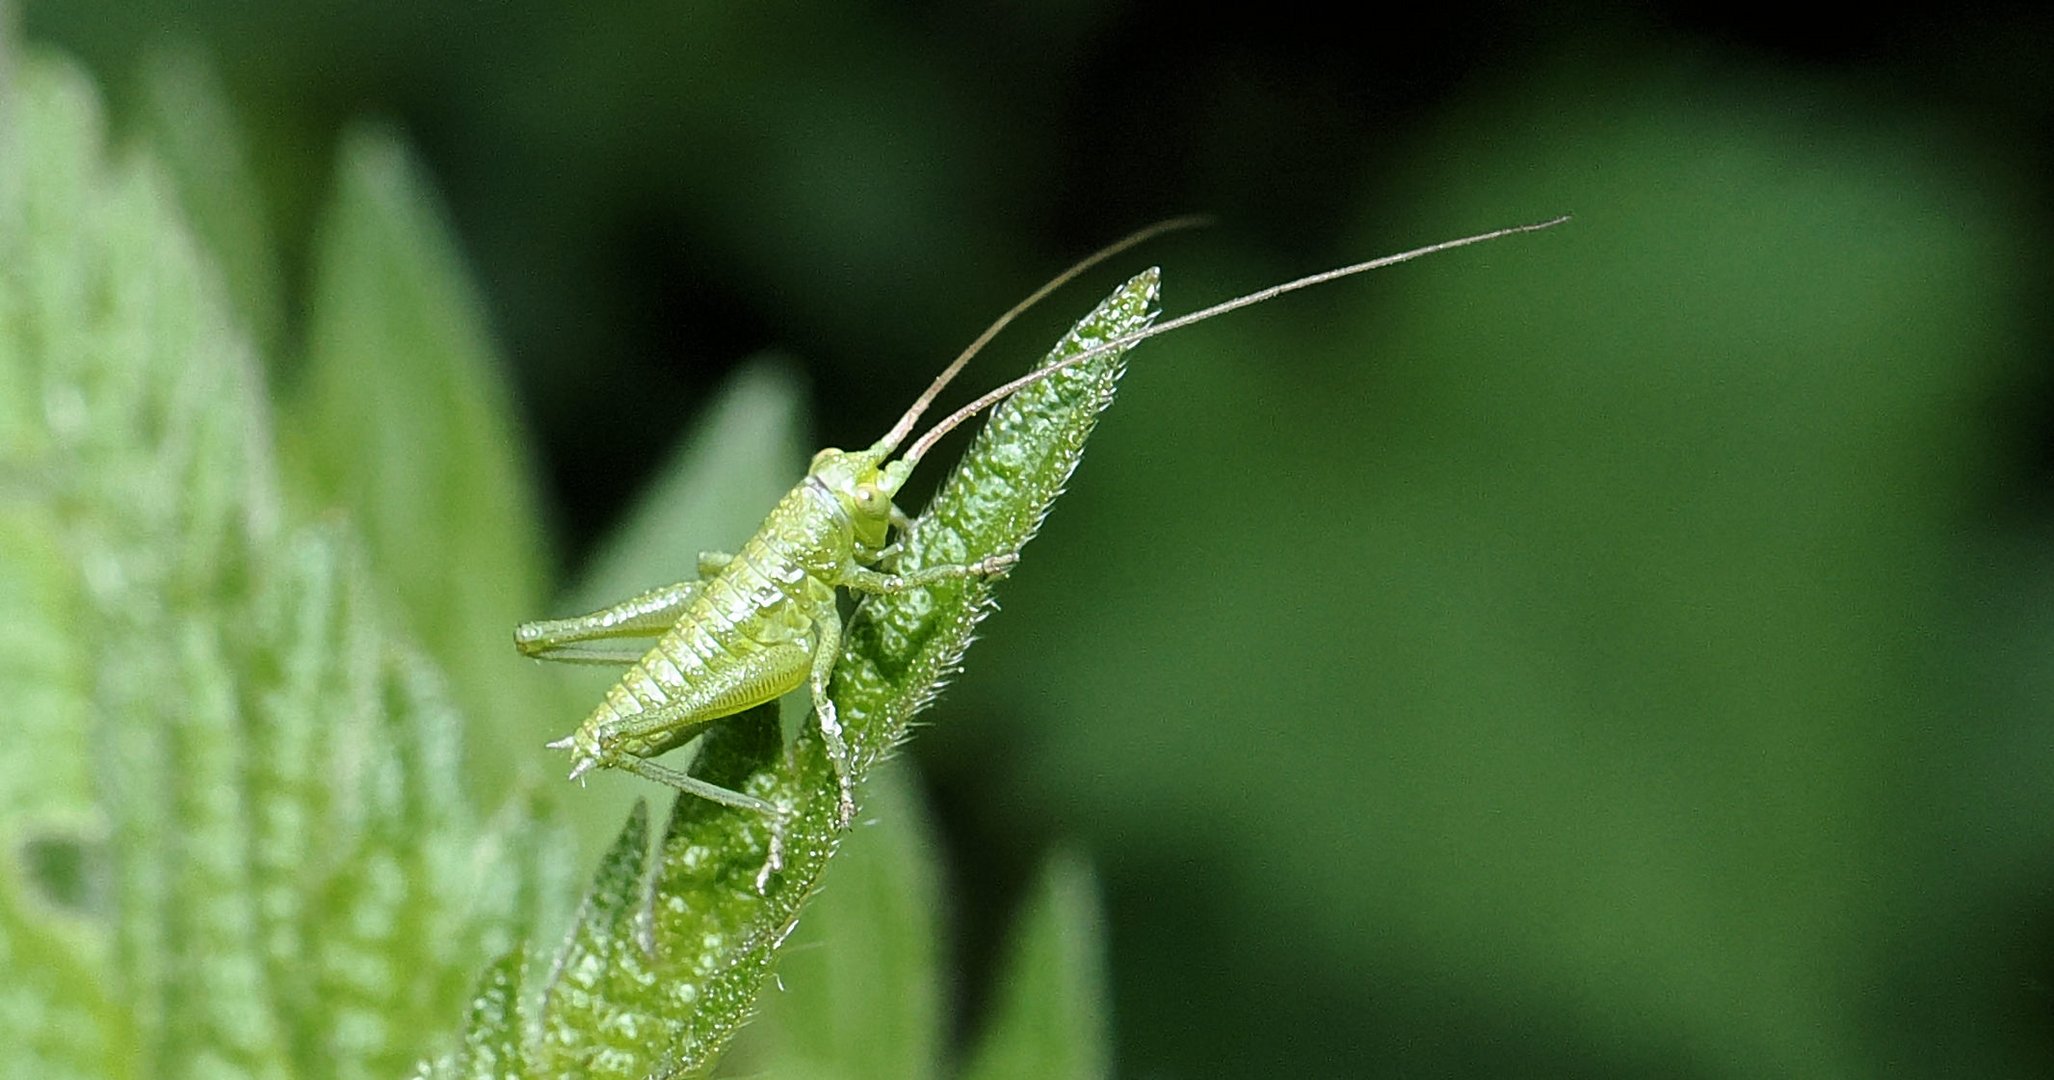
left=1, top=42, right=1126, bottom=1079
left=0, top=53, right=550, bottom=1077
left=286, top=122, right=557, bottom=802
left=14, top=1, right=2054, bottom=1077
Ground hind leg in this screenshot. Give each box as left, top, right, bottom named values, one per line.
left=514, top=580, right=703, bottom=664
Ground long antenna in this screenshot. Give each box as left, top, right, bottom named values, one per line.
left=901, top=215, right=1569, bottom=465
left=872, top=215, right=1211, bottom=453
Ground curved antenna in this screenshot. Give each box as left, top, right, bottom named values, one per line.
left=872, top=215, right=1212, bottom=454
left=902, top=215, right=1569, bottom=465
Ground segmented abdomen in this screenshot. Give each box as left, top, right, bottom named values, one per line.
left=586, top=531, right=834, bottom=734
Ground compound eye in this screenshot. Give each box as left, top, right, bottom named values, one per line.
left=855, top=485, right=883, bottom=512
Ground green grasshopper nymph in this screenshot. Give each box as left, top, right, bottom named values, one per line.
left=516, top=214, right=1567, bottom=875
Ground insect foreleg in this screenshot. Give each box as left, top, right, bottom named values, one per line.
left=839, top=554, right=1016, bottom=596
left=806, top=605, right=857, bottom=828
left=867, top=507, right=917, bottom=567
left=515, top=579, right=706, bottom=664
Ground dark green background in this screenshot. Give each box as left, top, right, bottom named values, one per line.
left=25, top=3, right=2054, bottom=1076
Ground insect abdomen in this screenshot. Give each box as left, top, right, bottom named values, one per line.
left=585, top=517, right=837, bottom=745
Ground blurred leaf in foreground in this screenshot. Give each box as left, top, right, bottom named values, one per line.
left=133, top=47, right=284, bottom=357
left=288, top=123, right=557, bottom=795
left=960, top=852, right=1113, bottom=1080
left=0, top=50, right=544, bottom=1079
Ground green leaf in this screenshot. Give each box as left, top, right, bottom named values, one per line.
left=725, top=763, right=946, bottom=1080
left=519, top=269, right=1159, bottom=1077
left=289, top=124, right=555, bottom=795
left=960, top=852, right=1112, bottom=1080
left=2, top=51, right=291, bottom=1079
left=536, top=798, right=657, bottom=1072
left=454, top=948, right=530, bottom=1080
left=134, top=48, right=284, bottom=356
left=0, top=61, right=127, bottom=1074
left=0, top=508, right=97, bottom=843
left=0, top=873, right=127, bottom=1078
left=0, top=50, right=541, bottom=1078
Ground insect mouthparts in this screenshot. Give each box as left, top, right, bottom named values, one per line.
left=567, top=757, right=597, bottom=782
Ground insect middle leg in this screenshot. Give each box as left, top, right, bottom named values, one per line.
left=516, top=550, right=734, bottom=664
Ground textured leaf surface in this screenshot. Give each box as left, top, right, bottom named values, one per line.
left=725, top=764, right=946, bottom=1080
left=0, top=51, right=539, bottom=1079
left=454, top=948, right=529, bottom=1080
